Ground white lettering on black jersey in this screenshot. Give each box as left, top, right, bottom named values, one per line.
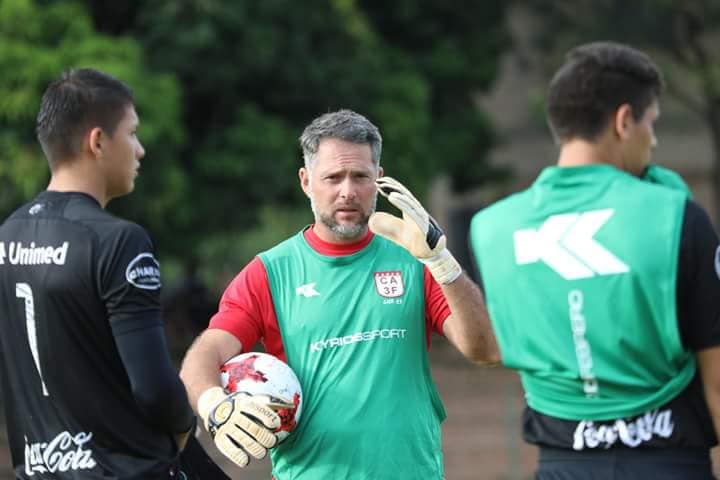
left=24, top=431, right=96, bottom=475
left=0, top=241, right=68, bottom=266
left=572, top=409, right=674, bottom=450
left=125, top=252, right=161, bottom=290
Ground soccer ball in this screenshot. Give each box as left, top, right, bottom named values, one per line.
left=220, top=352, right=303, bottom=442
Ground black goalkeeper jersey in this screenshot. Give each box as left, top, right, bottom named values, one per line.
left=0, top=191, right=186, bottom=479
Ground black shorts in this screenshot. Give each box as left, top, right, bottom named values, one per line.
left=536, top=446, right=715, bottom=480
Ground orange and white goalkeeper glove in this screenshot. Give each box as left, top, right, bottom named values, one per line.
left=198, top=386, right=280, bottom=468
left=369, top=176, right=462, bottom=285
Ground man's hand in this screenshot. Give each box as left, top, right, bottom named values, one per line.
left=198, top=386, right=280, bottom=468
left=369, top=176, right=461, bottom=284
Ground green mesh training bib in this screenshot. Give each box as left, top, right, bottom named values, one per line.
left=260, top=230, right=446, bottom=479
left=643, top=164, right=693, bottom=198
left=470, top=165, right=694, bottom=420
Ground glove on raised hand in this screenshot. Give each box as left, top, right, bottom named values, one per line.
left=369, top=176, right=462, bottom=285
left=198, top=386, right=280, bottom=468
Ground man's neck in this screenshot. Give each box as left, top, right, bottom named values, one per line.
left=46, top=161, right=108, bottom=208
left=304, top=225, right=373, bottom=256
left=557, top=138, right=619, bottom=169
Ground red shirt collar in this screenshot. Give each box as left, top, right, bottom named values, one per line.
left=303, top=225, right=374, bottom=256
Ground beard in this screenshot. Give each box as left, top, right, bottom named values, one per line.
left=310, top=194, right=377, bottom=241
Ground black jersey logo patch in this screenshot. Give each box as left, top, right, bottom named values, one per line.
left=125, top=253, right=162, bottom=290
left=28, top=203, right=45, bottom=215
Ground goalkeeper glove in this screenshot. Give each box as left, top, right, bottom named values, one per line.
left=369, top=176, right=462, bottom=284
left=197, top=386, right=280, bottom=468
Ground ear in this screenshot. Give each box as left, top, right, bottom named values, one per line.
left=299, top=167, right=310, bottom=197
left=377, top=166, right=384, bottom=178
left=614, top=104, right=634, bottom=140
left=87, top=127, right=105, bottom=158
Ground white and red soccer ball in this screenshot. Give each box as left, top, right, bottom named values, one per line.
left=220, top=352, right=303, bottom=442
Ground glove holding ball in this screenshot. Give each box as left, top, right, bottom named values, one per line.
left=197, top=386, right=280, bottom=468
left=199, top=352, right=304, bottom=468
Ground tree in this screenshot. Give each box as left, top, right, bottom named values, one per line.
left=0, top=0, right=188, bottom=252
left=80, top=0, right=510, bottom=262
left=359, top=0, right=508, bottom=191
left=521, top=0, right=720, bottom=222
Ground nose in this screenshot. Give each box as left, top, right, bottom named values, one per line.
left=650, top=132, right=657, bottom=148
left=339, top=178, right=357, bottom=200
left=136, top=141, right=146, bottom=159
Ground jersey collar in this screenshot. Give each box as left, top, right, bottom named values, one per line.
left=303, top=225, right=374, bottom=257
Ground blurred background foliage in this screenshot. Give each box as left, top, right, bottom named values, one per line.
left=2, top=1, right=720, bottom=478
left=1, top=0, right=509, bottom=289
left=2, top=0, right=719, bottom=293
left=521, top=0, right=720, bottom=223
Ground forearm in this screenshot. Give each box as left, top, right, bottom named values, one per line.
left=441, top=273, right=500, bottom=365
left=134, top=374, right=195, bottom=435
left=180, top=329, right=242, bottom=411
left=179, top=330, right=279, bottom=468
left=113, top=324, right=195, bottom=434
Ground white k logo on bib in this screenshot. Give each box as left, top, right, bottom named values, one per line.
left=513, top=209, right=630, bottom=280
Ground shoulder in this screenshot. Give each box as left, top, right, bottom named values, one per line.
left=642, top=165, right=692, bottom=197
left=626, top=174, right=688, bottom=210
left=93, top=217, right=153, bottom=251
left=683, top=200, right=710, bottom=223
left=259, top=231, right=303, bottom=261
left=56, top=197, right=154, bottom=249
left=1, top=201, right=33, bottom=223
left=682, top=200, right=717, bottom=243
left=469, top=189, right=532, bottom=240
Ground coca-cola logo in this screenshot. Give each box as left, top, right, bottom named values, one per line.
left=572, top=409, right=674, bottom=450
left=24, top=431, right=97, bottom=476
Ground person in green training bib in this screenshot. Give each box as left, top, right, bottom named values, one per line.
left=180, top=109, right=499, bottom=479
left=470, top=42, right=720, bottom=479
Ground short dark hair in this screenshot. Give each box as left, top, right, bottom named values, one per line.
left=36, top=68, right=135, bottom=168
left=546, top=42, right=664, bottom=143
left=299, top=109, right=382, bottom=170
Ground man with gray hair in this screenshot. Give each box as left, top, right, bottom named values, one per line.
left=180, top=109, right=499, bottom=479
left=299, top=109, right=383, bottom=240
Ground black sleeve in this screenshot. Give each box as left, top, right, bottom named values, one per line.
left=99, top=222, right=163, bottom=333
left=676, top=200, right=720, bottom=351
left=112, top=317, right=195, bottom=434
left=98, top=221, right=194, bottom=433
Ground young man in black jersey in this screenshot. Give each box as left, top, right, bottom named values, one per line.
left=0, top=68, right=277, bottom=479
left=470, top=42, right=720, bottom=479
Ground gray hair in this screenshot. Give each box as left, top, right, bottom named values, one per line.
left=299, top=109, right=382, bottom=170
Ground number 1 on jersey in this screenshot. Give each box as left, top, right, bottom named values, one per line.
left=16, top=283, right=49, bottom=396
